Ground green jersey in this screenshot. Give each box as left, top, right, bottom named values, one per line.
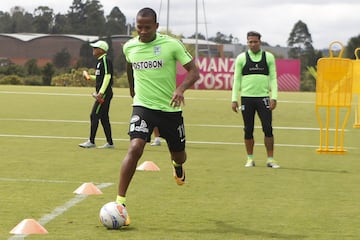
left=123, top=33, right=193, bottom=112
left=232, top=49, right=278, bottom=102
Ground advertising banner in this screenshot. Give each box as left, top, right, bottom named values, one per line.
left=176, top=57, right=300, bottom=91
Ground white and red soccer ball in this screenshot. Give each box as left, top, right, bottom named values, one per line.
left=99, top=202, right=128, bottom=229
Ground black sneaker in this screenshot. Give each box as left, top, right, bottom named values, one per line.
left=173, top=165, right=185, bottom=185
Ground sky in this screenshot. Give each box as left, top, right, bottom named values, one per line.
left=1, top=0, right=359, bottom=49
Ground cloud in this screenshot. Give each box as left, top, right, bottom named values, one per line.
left=1, top=0, right=359, bottom=49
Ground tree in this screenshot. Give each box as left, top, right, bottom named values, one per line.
left=83, top=0, right=106, bottom=35
left=287, top=20, right=319, bottom=91
left=0, top=11, right=13, bottom=32
left=345, top=34, right=360, bottom=59
left=24, top=59, right=41, bottom=75
left=67, top=0, right=105, bottom=35
left=287, top=20, right=314, bottom=59
left=33, top=6, right=54, bottom=33
left=105, top=7, right=127, bottom=35
left=9, top=6, right=34, bottom=32
left=53, top=48, right=71, bottom=69
left=208, top=32, right=233, bottom=44
left=42, top=63, right=55, bottom=86
left=188, top=32, right=206, bottom=40
left=52, top=13, right=70, bottom=34
left=76, top=42, right=96, bottom=68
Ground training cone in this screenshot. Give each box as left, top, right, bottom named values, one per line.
left=136, top=161, right=160, bottom=171
left=10, top=219, right=48, bottom=235
left=73, top=182, right=103, bottom=195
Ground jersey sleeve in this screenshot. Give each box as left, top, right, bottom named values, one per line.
left=266, top=52, right=278, bottom=100
left=231, top=53, right=245, bottom=102
left=173, top=39, right=193, bottom=65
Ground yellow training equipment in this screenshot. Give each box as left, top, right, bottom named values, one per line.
left=315, top=41, right=353, bottom=153
left=352, top=48, right=360, bottom=128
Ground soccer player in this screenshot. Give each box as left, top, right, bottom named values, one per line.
left=79, top=40, right=114, bottom=149
left=116, top=7, right=199, bottom=224
left=231, top=31, right=279, bottom=168
left=150, top=127, right=161, bottom=146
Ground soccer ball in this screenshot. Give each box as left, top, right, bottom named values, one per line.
left=99, top=202, right=128, bottom=229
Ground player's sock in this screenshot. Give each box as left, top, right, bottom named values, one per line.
left=267, top=157, right=274, bottom=162
left=247, top=155, right=253, bottom=161
left=172, top=160, right=183, bottom=177
left=116, top=195, right=126, bottom=206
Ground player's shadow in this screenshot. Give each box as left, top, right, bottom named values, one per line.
left=210, top=220, right=308, bottom=239
left=154, top=220, right=307, bottom=239
left=279, top=167, right=349, bottom=174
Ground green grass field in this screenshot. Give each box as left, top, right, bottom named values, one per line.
left=1, top=85, right=360, bottom=240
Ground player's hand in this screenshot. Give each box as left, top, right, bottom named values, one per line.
left=232, top=102, right=239, bottom=113
left=83, top=70, right=90, bottom=80
left=92, top=92, right=104, bottom=104
left=170, top=90, right=185, bottom=108
left=129, top=88, right=135, bottom=98
left=270, top=99, right=277, bottom=110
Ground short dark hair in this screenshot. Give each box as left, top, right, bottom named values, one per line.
left=137, top=7, right=157, bottom=23
left=247, top=31, right=261, bottom=40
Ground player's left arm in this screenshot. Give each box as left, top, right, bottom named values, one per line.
left=98, top=57, right=112, bottom=99
left=267, top=52, right=278, bottom=110
left=171, top=59, right=199, bottom=107
left=170, top=40, right=200, bottom=107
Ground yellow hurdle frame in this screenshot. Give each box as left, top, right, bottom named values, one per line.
left=352, top=48, right=360, bottom=128
left=315, top=41, right=353, bottom=153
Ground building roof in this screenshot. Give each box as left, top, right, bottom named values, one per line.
left=181, top=38, right=219, bottom=46
left=0, top=33, right=100, bottom=42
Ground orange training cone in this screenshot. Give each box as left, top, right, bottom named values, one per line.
left=73, top=182, right=103, bottom=195
left=136, top=161, right=160, bottom=171
left=10, top=219, right=48, bottom=234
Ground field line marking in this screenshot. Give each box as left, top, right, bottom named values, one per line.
left=0, top=117, right=339, bottom=131
left=0, top=118, right=128, bottom=125
left=0, top=90, right=315, bottom=103
left=0, top=91, right=129, bottom=98
left=7, top=182, right=113, bottom=240
left=0, top=178, right=82, bottom=184
left=0, top=133, right=357, bottom=149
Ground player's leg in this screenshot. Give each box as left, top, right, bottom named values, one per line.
left=118, top=138, right=146, bottom=197
left=241, top=97, right=256, bottom=167
left=150, top=126, right=161, bottom=146
left=117, top=106, right=154, bottom=204
left=79, top=101, right=99, bottom=148
left=99, top=93, right=114, bottom=148
left=159, top=111, right=186, bottom=185
left=257, top=97, right=279, bottom=168
left=171, top=150, right=186, bottom=185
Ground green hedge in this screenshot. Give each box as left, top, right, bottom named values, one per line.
left=0, top=68, right=129, bottom=88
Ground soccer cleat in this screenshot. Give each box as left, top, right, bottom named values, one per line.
left=173, top=165, right=185, bottom=185
left=79, top=140, right=96, bottom=148
left=97, top=143, right=114, bottom=149
left=118, top=204, right=130, bottom=226
left=124, top=212, right=131, bottom=226
left=245, top=159, right=255, bottom=167
left=266, top=160, right=280, bottom=169
left=150, top=141, right=161, bottom=146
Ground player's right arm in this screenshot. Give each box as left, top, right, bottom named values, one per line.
left=231, top=54, right=244, bottom=113
left=126, top=62, right=135, bottom=98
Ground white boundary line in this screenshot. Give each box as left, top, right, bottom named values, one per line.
left=0, top=117, right=339, bottom=131
left=0, top=91, right=316, bottom=103
left=0, top=133, right=357, bottom=149
left=7, top=182, right=113, bottom=240
left=0, top=91, right=129, bottom=98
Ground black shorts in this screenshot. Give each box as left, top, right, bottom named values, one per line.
left=128, top=106, right=186, bottom=152
left=240, top=97, right=273, bottom=138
